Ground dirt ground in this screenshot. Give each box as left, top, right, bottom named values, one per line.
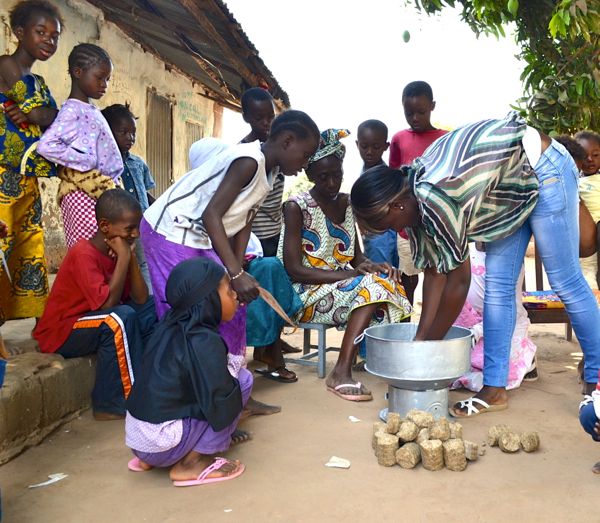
left=2, top=258, right=599, bottom=523
left=1, top=318, right=598, bottom=523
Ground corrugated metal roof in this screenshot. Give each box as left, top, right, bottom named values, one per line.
left=86, top=0, right=290, bottom=111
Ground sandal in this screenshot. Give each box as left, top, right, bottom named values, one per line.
left=327, top=381, right=372, bottom=402
left=523, top=357, right=539, bottom=382
left=172, top=457, right=245, bottom=487
left=450, top=397, right=507, bottom=418
left=523, top=367, right=538, bottom=382
left=128, top=457, right=152, bottom=472
left=255, top=367, right=298, bottom=383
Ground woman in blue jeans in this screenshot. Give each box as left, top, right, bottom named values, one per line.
left=351, top=115, right=600, bottom=417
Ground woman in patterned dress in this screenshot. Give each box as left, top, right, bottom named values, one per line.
left=279, top=129, right=412, bottom=402
left=0, top=1, right=62, bottom=323
left=351, top=115, right=600, bottom=417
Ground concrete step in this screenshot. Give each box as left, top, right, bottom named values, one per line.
left=1, top=318, right=38, bottom=356
left=0, top=351, right=95, bottom=464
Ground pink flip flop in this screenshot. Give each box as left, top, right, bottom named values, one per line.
left=172, top=457, right=245, bottom=487
left=128, top=457, right=151, bottom=472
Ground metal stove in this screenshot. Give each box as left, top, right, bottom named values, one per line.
left=364, top=323, right=472, bottom=420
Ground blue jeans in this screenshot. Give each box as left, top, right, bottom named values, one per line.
left=484, top=139, right=600, bottom=387
left=580, top=402, right=600, bottom=441
left=363, top=229, right=398, bottom=267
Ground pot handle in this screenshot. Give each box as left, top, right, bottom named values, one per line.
left=353, top=331, right=366, bottom=346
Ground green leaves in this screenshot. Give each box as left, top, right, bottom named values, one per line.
left=408, top=0, right=600, bottom=133
left=549, top=6, right=570, bottom=38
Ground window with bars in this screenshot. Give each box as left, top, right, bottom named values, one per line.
left=146, top=90, right=173, bottom=196
left=185, top=121, right=205, bottom=169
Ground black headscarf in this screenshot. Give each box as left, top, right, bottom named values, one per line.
left=126, top=258, right=243, bottom=431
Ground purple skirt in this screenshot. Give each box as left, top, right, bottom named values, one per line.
left=140, top=218, right=247, bottom=377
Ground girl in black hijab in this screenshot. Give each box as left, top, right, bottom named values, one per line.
left=125, top=257, right=252, bottom=486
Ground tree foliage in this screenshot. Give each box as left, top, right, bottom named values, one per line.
left=409, top=0, right=600, bottom=133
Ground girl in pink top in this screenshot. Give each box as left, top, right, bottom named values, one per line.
left=37, top=43, right=122, bottom=248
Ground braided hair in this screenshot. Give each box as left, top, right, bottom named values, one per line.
left=269, top=109, right=319, bottom=142
left=68, top=43, right=112, bottom=74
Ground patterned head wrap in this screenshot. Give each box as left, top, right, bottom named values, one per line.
left=307, top=128, right=350, bottom=168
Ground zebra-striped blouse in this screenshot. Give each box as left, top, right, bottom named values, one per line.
left=407, top=116, right=539, bottom=273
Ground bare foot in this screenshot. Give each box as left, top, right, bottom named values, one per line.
left=231, top=429, right=252, bottom=445
left=93, top=411, right=125, bottom=421
left=138, top=460, right=152, bottom=471
left=241, top=396, right=281, bottom=419
left=169, top=451, right=242, bottom=482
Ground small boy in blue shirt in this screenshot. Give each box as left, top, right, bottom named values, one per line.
left=356, top=119, right=397, bottom=267
left=103, top=104, right=156, bottom=291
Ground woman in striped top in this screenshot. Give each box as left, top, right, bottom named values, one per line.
left=351, top=115, right=600, bottom=417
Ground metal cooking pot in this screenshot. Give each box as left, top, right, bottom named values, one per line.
left=364, top=323, right=472, bottom=391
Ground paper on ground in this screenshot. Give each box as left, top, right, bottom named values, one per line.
left=28, top=473, right=68, bottom=488
left=348, top=415, right=361, bottom=423
left=325, top=456, right=351, bottom=469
